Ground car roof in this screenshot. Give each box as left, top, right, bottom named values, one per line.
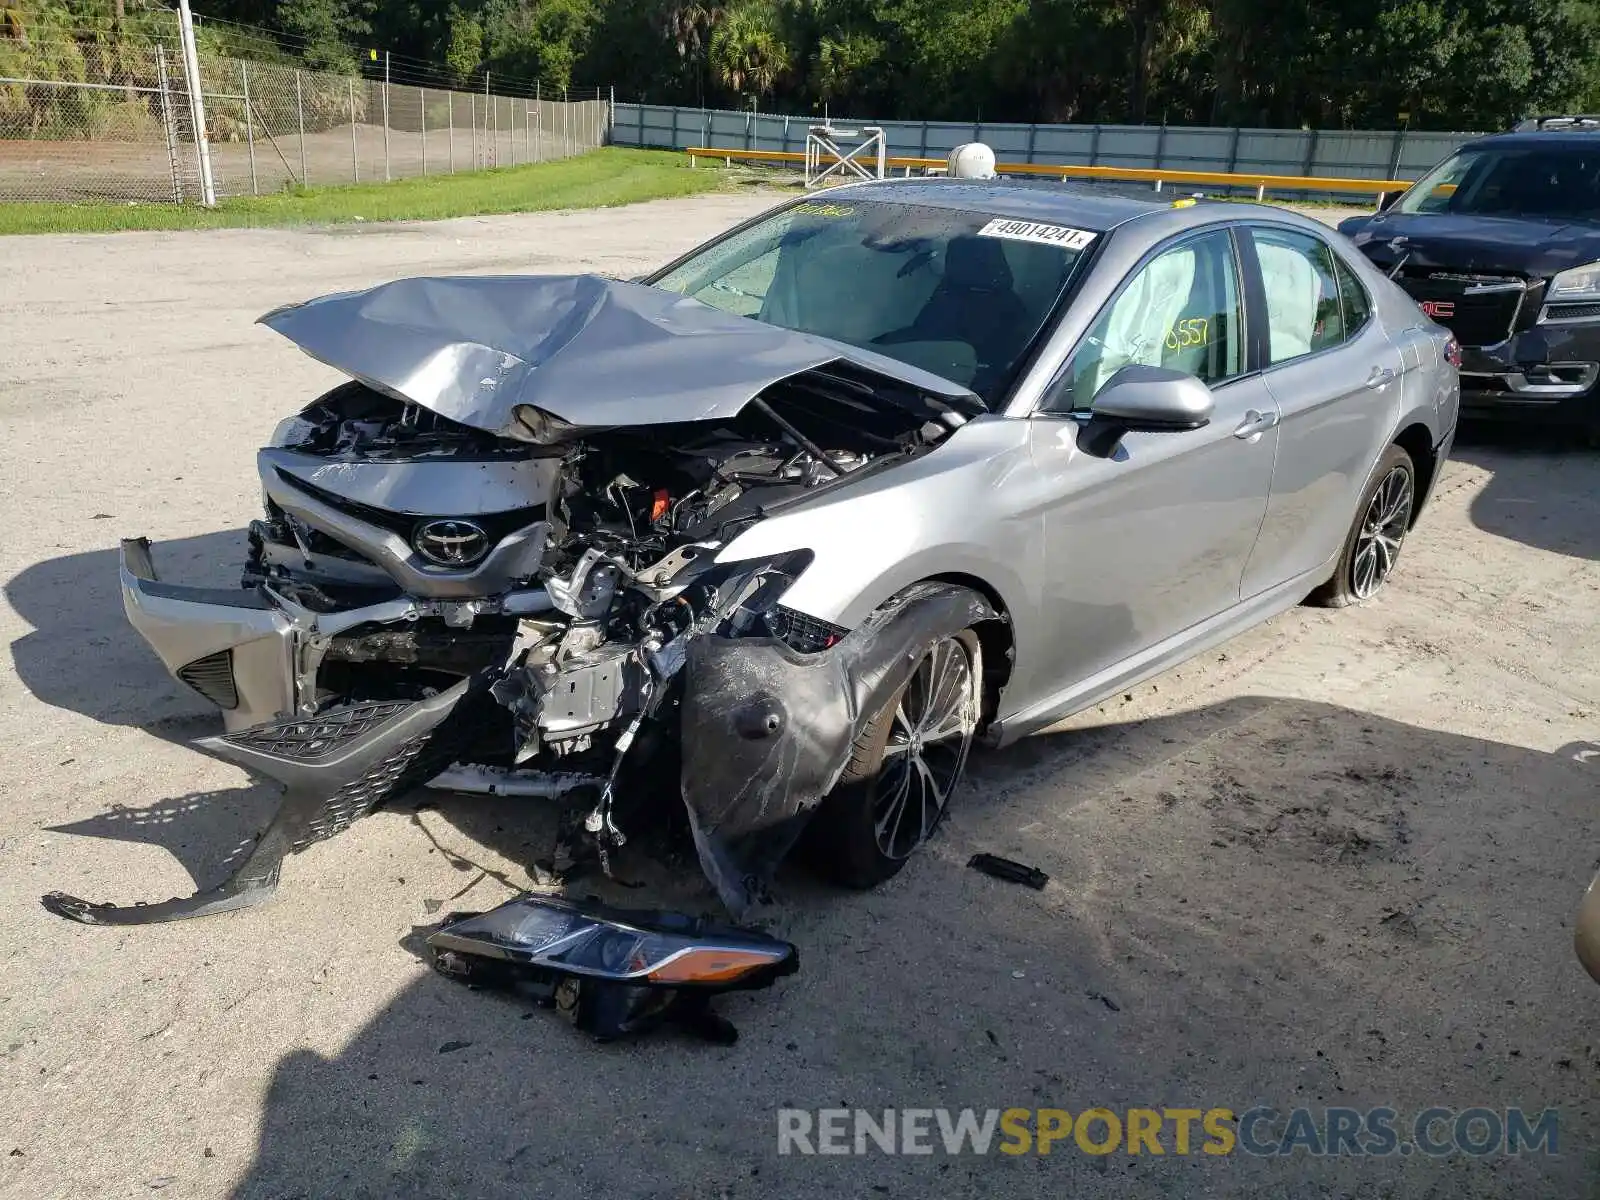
left=829, top=177, right=1165, bottom=233
left=1459, top=131, right=1600, bottom=152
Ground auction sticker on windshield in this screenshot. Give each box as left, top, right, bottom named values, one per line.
left=977, top=218, right=1097, bottom=250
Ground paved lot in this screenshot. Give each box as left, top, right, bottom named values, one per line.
left=1, top=193, right=1597, bottom=1199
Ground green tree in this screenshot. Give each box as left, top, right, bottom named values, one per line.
left=445, top=4, right=484, bottom=81
left=708, top=1, right=788, bottom=102
left=482, top=0, right=596, bottom=93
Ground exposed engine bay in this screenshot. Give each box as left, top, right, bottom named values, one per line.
left=44, top=275, right=994, bottom=927
left=247, top=370, right=943, bottom=807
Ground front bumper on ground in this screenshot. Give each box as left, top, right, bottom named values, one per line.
left=120, top=537, right=296, bottom=731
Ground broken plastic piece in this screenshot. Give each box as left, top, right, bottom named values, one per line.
left=967, top=853, right=1049, bottom=890
left=41, top=677, right=483, bottom=925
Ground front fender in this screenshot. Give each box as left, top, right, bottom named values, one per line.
left=679, top=583, right=998, bottom=916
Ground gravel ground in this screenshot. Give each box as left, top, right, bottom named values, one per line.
left=1, top=192, right=1597, bottom=1200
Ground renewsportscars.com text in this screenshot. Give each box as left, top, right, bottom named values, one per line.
left=777, top=1106, right=1559, bottom=1157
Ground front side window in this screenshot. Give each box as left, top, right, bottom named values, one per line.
left=1396, top=146, right=1600, bottom=218
left=1050, top=228, right=1244, bottom=411
left=1251, top=227, right=1346, bottom=364
left=651, top=198, right=1096, bottom=404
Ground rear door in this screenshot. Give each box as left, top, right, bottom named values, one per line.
left=1240, top=224, right=1403, bottom=596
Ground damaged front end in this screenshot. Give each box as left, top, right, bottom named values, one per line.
left=47, top=274, right=987, bottom=926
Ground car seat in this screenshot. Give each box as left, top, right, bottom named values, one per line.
left=877, top=235, right=1028, bottom=382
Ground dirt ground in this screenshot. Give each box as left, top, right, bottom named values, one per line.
left=0, top=192, right=1597, bottom=1200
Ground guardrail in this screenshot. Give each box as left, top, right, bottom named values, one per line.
left=684, top=146, right=1415, bottom=201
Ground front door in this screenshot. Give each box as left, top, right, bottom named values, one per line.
left=1022, top=227, right=1280, bottom=702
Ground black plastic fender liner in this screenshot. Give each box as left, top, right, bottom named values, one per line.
left=679, top=583, right=1000, bottom=916
left=41, top=677, right=483, bottom=926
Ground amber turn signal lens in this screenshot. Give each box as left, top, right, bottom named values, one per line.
left=647, top=947, right=786, bottom=984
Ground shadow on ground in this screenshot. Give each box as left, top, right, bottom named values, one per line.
left=1453, top=425, right=1600, bottom=562
left=213, top=697, right=1595, bottom=1200
left=5, top=529, right=252, bottom=742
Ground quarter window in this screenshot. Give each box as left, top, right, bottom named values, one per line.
left=1052, top=229, right=1244, bottom=410
left=1333, top=254, right=1372, bottom=333
left=1251, top=227, right=1347, bottom=363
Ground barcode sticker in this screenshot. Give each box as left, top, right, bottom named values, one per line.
left=976, top=218, right=1097, bottom=250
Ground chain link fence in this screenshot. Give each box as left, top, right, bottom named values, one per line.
left=1, top=16, right=612, bottom=204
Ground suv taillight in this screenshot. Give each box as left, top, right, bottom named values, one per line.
left=1444, top=337, right=1462, bottom=369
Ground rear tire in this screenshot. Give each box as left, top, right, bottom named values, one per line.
left=808, top=627, right=982, bottom=889
left=1308, top=444, right=1416, bottom=609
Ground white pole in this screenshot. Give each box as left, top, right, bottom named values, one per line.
left=295, top=69, right=308, bottom=185
left=241, top=61, right=257, bottom=195
left=382, top=52, right=391, bottom=181
left=447, top=89, right=455, bottom=172
left=175, top=0, right=215, bottom=205
left=349, top=78, right=359, bottom=182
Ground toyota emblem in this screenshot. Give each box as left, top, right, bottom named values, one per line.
left=413, top=519, right=490, bottom=567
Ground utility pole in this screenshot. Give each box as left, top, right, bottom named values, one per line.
left=175, top=0, right=215, bottom=205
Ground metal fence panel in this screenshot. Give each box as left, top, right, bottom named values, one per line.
left=0, top=37, right=189, bottom=203
left=614, top=101, right=1490, bottom=186
left=2, top=19, right=613, bottom=205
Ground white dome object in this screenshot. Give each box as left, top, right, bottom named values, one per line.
left=947, top=143, right=997, bottom=180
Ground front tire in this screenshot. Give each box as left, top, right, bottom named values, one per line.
left=809, top=627, right=983, bottom=889
left=1309, top=444, right=1416, bottom=608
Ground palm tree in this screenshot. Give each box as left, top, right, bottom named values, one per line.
left=709, top=3, right=789, bottom=102
left=663, top=0, right=725, bottom=60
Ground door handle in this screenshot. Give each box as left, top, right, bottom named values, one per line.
left=1365, top=365, right=1398, bottom=390
left=1233, top=409, right=1279, bottom=439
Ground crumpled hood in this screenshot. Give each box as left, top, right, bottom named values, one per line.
left=258, top=274, right=982, bottom=437
left=1340, top=211, right=1600, bottom=279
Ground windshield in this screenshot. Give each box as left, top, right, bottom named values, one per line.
left=650, top=197, right=1096, bottom=404
left=1397, top=145, right=1600, bottom=218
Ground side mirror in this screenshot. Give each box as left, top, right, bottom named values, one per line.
left=1071, top=365, right=1213, bottom=456
left=1376, top=190, right=1401, bottom=212
left=1092, top=363, right=1213, bottom=425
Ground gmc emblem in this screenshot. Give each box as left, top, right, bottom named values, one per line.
left=1420, top=300, right=1455, bottom=318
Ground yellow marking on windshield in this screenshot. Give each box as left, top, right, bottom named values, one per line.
left=792, top=201, right=857, bottom=217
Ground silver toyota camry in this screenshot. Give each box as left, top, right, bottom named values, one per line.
left=47, top=179, right=1460, bottom=926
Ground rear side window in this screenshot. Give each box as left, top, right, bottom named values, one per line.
left=1250, top=227, right=1347, bottom=364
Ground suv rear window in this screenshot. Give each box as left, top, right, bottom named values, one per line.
left=1398, top=145, right=1600, bottom=218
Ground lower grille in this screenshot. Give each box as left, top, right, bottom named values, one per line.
left=222, top=700, right=413, bottom=761
left=1398, top=273, right=1526, bottom=347
left=177, top=650, right=239, bottom=710
left=1543, top=302, right=1600, bottom=322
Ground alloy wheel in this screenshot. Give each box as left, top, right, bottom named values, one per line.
left=1351, top=465, right=1414, bottom=600
left=871, top=636, right=978, bottom=860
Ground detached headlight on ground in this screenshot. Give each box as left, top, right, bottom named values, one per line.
left=426, top=894, right=799, bottom=1043
left=426, top=893, right=798, bottom=989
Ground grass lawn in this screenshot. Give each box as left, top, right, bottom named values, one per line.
left=0, top=147, right=731, bottom=235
